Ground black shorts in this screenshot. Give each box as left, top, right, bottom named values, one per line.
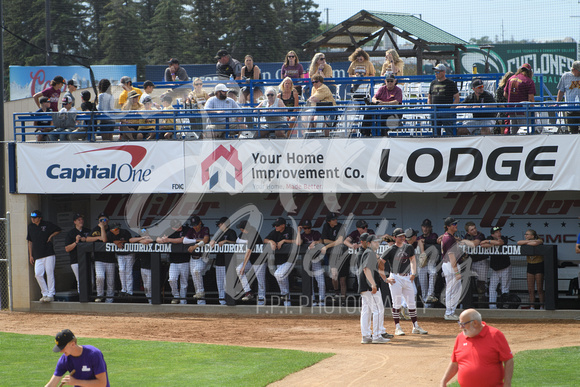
left=527, top=262, right=544, bottom=275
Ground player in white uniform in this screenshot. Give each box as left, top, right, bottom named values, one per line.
left=381, top=228, right=428, bottom=336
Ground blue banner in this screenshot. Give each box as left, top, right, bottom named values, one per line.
left=9, top=65, right=137, bottom=101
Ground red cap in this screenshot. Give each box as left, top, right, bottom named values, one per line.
left=521, top=63, right=532, bottom=71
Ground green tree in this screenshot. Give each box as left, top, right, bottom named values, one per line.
left=186, top=0, right=226, bottom=63
left=146, top=0, right=188, bottom=64
left=282, top=0, right=321, bottom=52
left=99, top=0, right=145, bottom=67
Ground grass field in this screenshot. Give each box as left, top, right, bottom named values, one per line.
left=449, top=346, right=580, bottom=386
left=0, top=332, right=333, bottom=386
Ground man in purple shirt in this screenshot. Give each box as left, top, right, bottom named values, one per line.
left=506, top=63, right=536, bottom=133
left=46, top=329, right=109, bottom=387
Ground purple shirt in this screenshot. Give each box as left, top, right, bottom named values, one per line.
left=374, top=84, right=403, bottom=104
left=347, top=229, right=375, bottom=244
left=41, top=86, right=62, bottom=112
left=441, top=232, right=457, bottom=263
left=281, top=64, right=304, bottom=79
left=507, top=74, right=536, bottom=103
left=55, top=345, right=109, bottom=386
left=301, top=230, right=322, bottom=245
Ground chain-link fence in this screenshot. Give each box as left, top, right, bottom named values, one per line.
left=0, top=213, right=12, bottom=311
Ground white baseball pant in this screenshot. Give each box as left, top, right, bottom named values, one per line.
left=312, top=260, right=326, bottom=302
left=489, top=265, right=512, bottom=308
left=215, top=265, right=226, bottom=302
left=34, top=255, right=56, bottom=298
left=95, top=261, right=116, bottom=300
left=70, top=263, right=79, bottom=294
left=117, top=254, right=135, bottom=294
left=360, top=288, right=384, bottom=339
left=190, top=258, right=206, bottom=304
left=141, top=268, right=152, bottom=301
left=274, top=262, right=294, bottom=296
left=236, top=262, right=266, bottom=300
left=418, top=245, right=439, bottom=300
left=389, top=273, right=416, bottom=310
left=169, top=262, right=189, bottom=302
left=442, top=261, right=462, bottom=316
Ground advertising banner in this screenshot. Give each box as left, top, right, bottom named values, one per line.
left=17, top=136, right=579, bottom=194
left=460, top=43, right=577, bottom=96
left=17, top=142, right=185, bottom=194
left=9, top=65, right=137, bottom=101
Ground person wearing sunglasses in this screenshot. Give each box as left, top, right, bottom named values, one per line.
left=255, top=87, right=289, bottom=138
left=281, top=51, right=304, bottom=96
left=457, top=78, right=496, bottom=135
left=441, top=309, right=513, bottom=387
left=186, top=78, right=210, bottom=109
left=371, top=73, right=404, bottom=134
left=381, top=49, right=404, bottom=77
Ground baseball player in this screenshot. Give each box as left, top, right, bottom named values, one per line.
left=130, top=228, right=154, bottom=303
left=45, top=329, right=110, bottom=387
left=89, top=213, right=114, bottom=303
left=264, top=217, right=297, bottom=306
left=106, top=222, right=135, bottom=298
left=209, top=217, right=237, bottom=305
left=381, top=228, right=428, bottom=336
left=64, top=213, right=91, bottom=294
left=295, top=220, right=325, bottom=306
left=237, top=220, right=266, bottom=304
left=184, top=215, right=210, bottom=304
left=157, top=219, right=190, bottom=304
left=441, top=217, right=464, bottom=320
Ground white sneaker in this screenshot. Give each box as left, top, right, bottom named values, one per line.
left=372, top=336, right=391, bottom=344
left=412, top=326, right=428, bottom=334
left=283, top=301, right=291, bottom=307
left=444, top=314, right=459, bottom=321
left=44, top=296, right=54, bottom=303
left=193, top=292, right=205, bottom=299
left=361, top=336, right=372, bottom=344
left=171, top=299, right=179, bottom=304
left=395, top=327, right=405, bottom=336
left=257, top=298, right=265, bottom=306
left=39, top=296, right=47, bottom=302
left=94, top=298, right=103, bottom=303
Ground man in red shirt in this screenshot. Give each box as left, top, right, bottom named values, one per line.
left=440, top=308, right=514, bottom=387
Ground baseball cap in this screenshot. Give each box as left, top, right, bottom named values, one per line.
left=97, top=212, right=108, bottom=220
left=356, top=220, right=368, bottom=228
left=61, top=95, right=73, bottom=105
left=521, top=63, right=533, bottom=71
left=301, top=220, right=313, bottom=227
left=30, top=210, right=42, bottom=218
left=392, top=227, right=405, bottom=237
left=237, top=220, right=248, bottom=229
left=385, top=73, right=396, bottom=81
left=39, top=96, right=49, bottom=104
left=444, top=217, right=458, bottom=226
left=325, top=212, right=338, bottom=222
left=67, top=79, right=79, bottom=87
left=360, top=232, right=370, bottom=242
left=127, top=90, right=139, bottom=99
left=272, top=217, right=286, bottom=227
left=72, top=213, right=83, bottom=221
left=168, top=58, right=179, bottom=65
left=572, top=61, right=580, bottom=72
left=491, top=226, right=502, bottom=233
left=118, top=76, right=132, bottom=85
left=216, top=216, right=229, bottom=226
left=190, top=215, right=202, bottom=226
left=53, top=329, right=75, bottom=352
left=472, top=78, right=484, bottom=89
left=215, top=49, right=229, bottom=60
left=369, top=235, right=382, bottom=242
left=215, top=83, right=229, bottom=93
left=405, top=228, right=417, bottom=238
left=110, top=222, right=121, bottom=230
left=434, top=64, right=446, bottom=72
left=421, top=218, right=432, bottom=227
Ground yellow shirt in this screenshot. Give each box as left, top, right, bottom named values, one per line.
left=348, top=60, right=375, bottom=77
left=118, top=87, right=143, bottom=107
left=381, top=61, right=404, bottom=76
left=311, top=84, right=336, bottom=105
left=310, top=64, right=333, bottom=79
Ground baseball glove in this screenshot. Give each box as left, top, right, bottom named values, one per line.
left=419, top=252, right=428, bottom=268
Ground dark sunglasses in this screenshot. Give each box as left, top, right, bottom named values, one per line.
left=312, top=80, right=320, bottom=84
left=267, top=93, right=275, bottom=97
left=194, top=83, right=202, bottom=86
left=302, top=227, right=311, bottom=230
left=319, top=57, right=326, bottom=60
left=386, top=80, right=395, bottom=83
left=287, top=55, right=295, bottom=58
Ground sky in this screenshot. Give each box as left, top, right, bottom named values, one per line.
left=313, top=0, right=580, bottom=43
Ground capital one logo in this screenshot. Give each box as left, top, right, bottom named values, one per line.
left=201, top=145, right=243, bottom=189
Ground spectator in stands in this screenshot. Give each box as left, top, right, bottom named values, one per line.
left=255, top=87, right=289, bottom=138
left=184, top=215, right=210, bottom=304
left=96, top=79, right=115, bottom=141
left=556, top=60, right=580, bottom=134
left=140, top=95, right=158, bottom=140
left=34, top=75, right=65, bottom=112
left=139, top=80, right=156, bottom=104
left=463, top=221, right=488, bottom=305
left=239, top=55, right=263, bottom=104
left=64, top=213, right=91, bottom=294
left=428, top=64, right=460, bottom=136
left=120, top=90, right=145, bottom=140
left=129, top=227, right=154, bottom=303
left=281, top=50, right=304, bottom=95
left=506, top=63, right=536, bottom=134
left=321, top=212, right=348, bottom=305
left=308, top=52, right=335, bottom=96
left=159, top=94, right=176, bottom=139
left=157, top=219, right=190, bottom=304
left=54, top=95, right=79, bottom=141
left=417, top=218, right=440, bottom=305
left=481, top=226, right=510, bottom=309
left=118, top=76, right=142, bottom=107
left=186, top=78, right=210, bottom=109
left=495, top=71, right=514, bottom=135
left=381, top=49, right=404, bottom=77
left=307, top=74, right=336, bottom=133
left=348, top=48, right=376, bottom=78
left=80, top=91, right=95, bottom=112
left=517, top=229, right=544, bottom=309
left=62, top=79, right=79, bottom=109
left=237, top=220, right=265, bottom=305
left=165, top=58, right=189, bottom=82
left=278, top=77, right=299, bottom=134
left=295, top=220, right=325, bottom=306
left=107, top=222, right=135, bottom=299
left=27, top=210, right=62, bottom=303
left=215, top=49, right=242, bottom=80
left=372, top=73, right=403, bottom=133
left=264, top=217, right=297, bottom=306
left=89, top=213, right=113, bottom=303
left=204, top=83, right=245, bottom=139
left=210, top=217, right=237, bottom=305
left=458, top=78, right=496, bottom=135
left=34, top=96, right=53, bottom=142
left=440, top=217, right=463, bottom=320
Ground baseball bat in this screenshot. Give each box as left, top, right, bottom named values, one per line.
left=59, top=369, right=75, bottom=387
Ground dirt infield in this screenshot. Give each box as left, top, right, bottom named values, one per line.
left=1, top=312, right=579, bottom=386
